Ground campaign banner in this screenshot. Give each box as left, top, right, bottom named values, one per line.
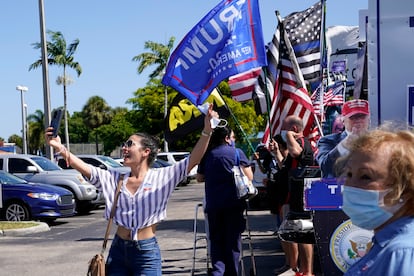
left=304, top=178, right=343, bottom=210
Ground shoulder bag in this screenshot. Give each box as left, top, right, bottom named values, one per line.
left=232, top=149, right=258, bottom=200
left=87, top=174, right=124, bottom=276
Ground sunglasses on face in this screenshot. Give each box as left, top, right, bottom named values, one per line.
left=122, top=140, right=137, bottom=148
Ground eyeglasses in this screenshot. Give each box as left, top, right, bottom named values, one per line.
left=122, top=140, right=137, bottom=148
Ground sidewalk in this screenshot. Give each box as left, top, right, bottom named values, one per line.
left=157, top=182, right=287, bottom=275
left=0, top=221, right=50, bottom=236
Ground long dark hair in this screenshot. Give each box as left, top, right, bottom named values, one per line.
left=208, top=126, right=232, bottom=151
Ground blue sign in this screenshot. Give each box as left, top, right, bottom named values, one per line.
left=304, top=178, right=343, bottom=210
left=331, top=60, right=346, bottom=73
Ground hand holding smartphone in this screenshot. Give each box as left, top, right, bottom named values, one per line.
left=49, top=108, right=64, bottom=137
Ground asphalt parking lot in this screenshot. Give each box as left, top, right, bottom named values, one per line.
left=0, top=181, right=287, bottom=275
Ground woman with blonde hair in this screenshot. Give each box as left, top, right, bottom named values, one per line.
left=338, top=128, right=414, bottom=275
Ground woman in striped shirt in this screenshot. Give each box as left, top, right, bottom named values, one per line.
left=45, top=104, right=217, bottom=276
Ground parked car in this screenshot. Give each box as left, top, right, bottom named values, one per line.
left=57, top=154, right=130, bottom=206
left=0, top=154, right=97, bottom=214
left=57, top=154, right=130, bottom=174
left=0, top=170, right=76, bottom=221
left=156, top=152, right=197, bottom=184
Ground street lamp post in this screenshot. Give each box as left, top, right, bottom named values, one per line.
left=16, top=85, right=29, bottom=154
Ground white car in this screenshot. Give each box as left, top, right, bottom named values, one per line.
left=156, top=152, right=197, bottom=184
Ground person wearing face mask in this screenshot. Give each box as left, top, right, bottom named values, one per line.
left=271, top=115, right=315, bottom=276
left=197, top=126, right=253, bottom=276
left=337, top=128, right=414, bottom=275
left=316, top=99, right=370, bottom=178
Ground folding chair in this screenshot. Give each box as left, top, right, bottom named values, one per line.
left=191, top=202, right=210, bottom=275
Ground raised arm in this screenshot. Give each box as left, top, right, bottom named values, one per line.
left=45, top=127, right=92, bottom=179
left=188, top=103, right=217, bottom=172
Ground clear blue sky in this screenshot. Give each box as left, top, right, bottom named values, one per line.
left=0, top=0, right=367, bottom=140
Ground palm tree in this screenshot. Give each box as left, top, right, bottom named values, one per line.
left=82, top=96, right=111, bottom=154
left=29, top=30, right=82, bottom=152
left=27, top=109, right=45, bottom=155
left=132, top=36, right=175, bottom=151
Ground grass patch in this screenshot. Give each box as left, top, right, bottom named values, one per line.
left=0, top=221, right=39, bottom=230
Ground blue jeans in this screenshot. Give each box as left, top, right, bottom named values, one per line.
left=106, top=234, right=161, bottom=276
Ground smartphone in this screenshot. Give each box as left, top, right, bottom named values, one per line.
left=49, top=108, right=64, bottom=137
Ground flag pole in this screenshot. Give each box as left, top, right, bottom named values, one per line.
left=319, top=0, right=327, bottom=135
left=216, top=87, right=256, bottom=154
left=262, top=66, right=273, bottom=140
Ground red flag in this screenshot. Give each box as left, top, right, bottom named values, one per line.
left=228, top=67, right=262, bottom=102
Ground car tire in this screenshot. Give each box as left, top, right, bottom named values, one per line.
left=5, top=201, right=31, bottom=221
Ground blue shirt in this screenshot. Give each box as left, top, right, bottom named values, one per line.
left=88, top=158, right=189, bottom=240
left=198, top=145, right=250, bottom=211
left=344, top=216, right=414, bottom=275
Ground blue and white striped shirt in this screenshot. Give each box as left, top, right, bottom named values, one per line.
left=88, top=158, right=189, bottom=240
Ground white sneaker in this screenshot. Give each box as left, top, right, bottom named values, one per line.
left=277, top=268, right=297, bottom=276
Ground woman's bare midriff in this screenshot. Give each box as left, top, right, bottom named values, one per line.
left=116, top=224, right=156, bottom=240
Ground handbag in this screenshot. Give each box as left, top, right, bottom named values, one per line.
left=233, top=149, right=258, bottom=200
left=87, top=175, right=124, bottom=276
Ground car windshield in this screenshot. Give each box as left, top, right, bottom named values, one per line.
left=0, top=171, right=28, bottom=184
left=97, top=156, right=123, bottom=168
left=30, top=156, right=62, bottom=171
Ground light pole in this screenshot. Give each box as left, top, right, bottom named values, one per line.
left=16, top=85, right=28, bottom=154
left=24, top=103, right=29, bottom=153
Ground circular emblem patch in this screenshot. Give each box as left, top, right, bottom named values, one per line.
left=329, top=219, right=374, bottom=272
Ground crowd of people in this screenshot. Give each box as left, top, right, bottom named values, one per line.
left=253, top=99, right=414, bottom=276
left=45, top=99, right=414, bottom=276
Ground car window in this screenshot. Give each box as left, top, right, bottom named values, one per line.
left=80, top=157, right=103, bottom=168
left=31, top=156, right=62, bottom=171
left=98, top=156, right=123, bottom=168
left=0, top=159, right=3, bottom=168
left=57, top=158, right=72, bottom=169
left=9, top=158, right=33, bottom=173
left=157, top=155, right=168, bottom=162
left=0, top=171, right=27, bottom=184
left=173, top=154, right=188, bottom=161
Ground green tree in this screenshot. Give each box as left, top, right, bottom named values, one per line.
left=27, top=109, right=46, bottom=155
left=126, top=79, right=168, bottom=137
left=29, top=30, right=82, bottom=152
left=82, top=96, right=112, bottom=154
left=95, top=110, right=135, bottom=155
left=8, top=135, right=22, bottom=152
left=67, top=111, right=91, bottom=143
left=132, top=37, right=175, bottom=79
left=132, top=37, right=175, bottom=151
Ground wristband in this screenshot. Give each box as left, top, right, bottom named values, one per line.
left=201, top=130, right=212, bottom=137
left=55, top=145, right=66, bottom=155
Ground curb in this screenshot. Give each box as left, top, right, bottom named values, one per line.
left=0, top=221, right=50, bottom=237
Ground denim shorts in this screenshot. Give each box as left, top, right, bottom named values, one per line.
left=106, top=234, right=161, bottom=276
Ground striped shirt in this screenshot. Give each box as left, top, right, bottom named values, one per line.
left=88, top=157, right=189, bottom=240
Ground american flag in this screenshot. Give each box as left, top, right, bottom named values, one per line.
left=324, top=81, right=345, bottom=106
left=228, top=67, right=262, bottom=102
left=311, top=81, right=345, bottom=115
left=284, top=1, right=323, bottom=83
left=261, top=19, right=316, bottom=145
left=252, top=21, right=282, bottom=116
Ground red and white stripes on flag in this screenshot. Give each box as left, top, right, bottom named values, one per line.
left=311, top=81, right=345, bottom=115
left=261, top=19, right=316, bottom=145
left=229, top=67, right=262, bottom=102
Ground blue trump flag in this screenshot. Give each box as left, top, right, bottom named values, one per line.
left=162, top=0, right=267, bottom=105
